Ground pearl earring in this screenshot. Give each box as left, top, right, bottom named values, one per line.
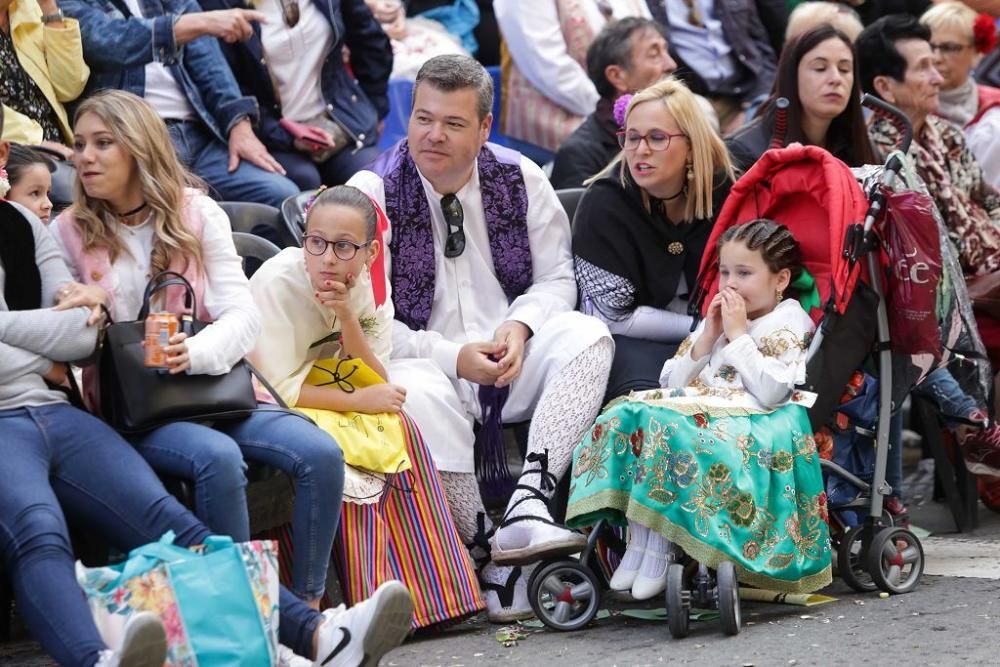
left=776, top=289, right=783, bottom=303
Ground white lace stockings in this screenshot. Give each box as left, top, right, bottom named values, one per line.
left=506, top=337, right=614, bottom=519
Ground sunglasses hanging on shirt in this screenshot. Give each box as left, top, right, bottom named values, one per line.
left=278, top=0, right=300, bottom=28
left=440, top=194, right=466, bottom=258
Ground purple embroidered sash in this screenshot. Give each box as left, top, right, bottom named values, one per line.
left=370, top=140, right=533, bottom=331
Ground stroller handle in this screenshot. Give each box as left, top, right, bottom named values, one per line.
left=861, top=94, right=912, bottom=154
left=768, top=97, right=791, bottom=150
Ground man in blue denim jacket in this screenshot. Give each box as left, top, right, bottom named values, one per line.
left=201, top=0, right=391, bottom=191
left=62, top=0, right=301, bottom=208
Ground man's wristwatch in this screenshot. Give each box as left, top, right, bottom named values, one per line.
left=40, top=9, right=65, bottom=23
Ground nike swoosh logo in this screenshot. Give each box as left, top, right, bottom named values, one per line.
left=320, top=627, right=351, bottom=665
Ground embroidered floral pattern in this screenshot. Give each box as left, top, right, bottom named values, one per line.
left=568, top=402, right=831, bottom=592
left=630, top=427, right=645, bottom=456
left=756, top=326, right=809, bottom=358
left=666, top=451, right=699, bottom=487
left=676, top=334, right=694, bottom=359
left=715, top=364, right=738, bottom=382
left=358, top=314, right=380, bottom=336
left=771, top=450, right=794, bottom=473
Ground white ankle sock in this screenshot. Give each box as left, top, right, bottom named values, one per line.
left=639, top=530, right=672, bottom=579
left=620, top=521, right=649, bottom=571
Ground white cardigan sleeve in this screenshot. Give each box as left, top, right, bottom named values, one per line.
left=598, top=306, right=694, bottom=342
left=185, top=197, right=261, bottom=376
left=493, top=0, right=599, bottom=116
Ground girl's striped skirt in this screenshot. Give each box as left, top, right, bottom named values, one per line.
left=262, top=411, right=484, bottom=629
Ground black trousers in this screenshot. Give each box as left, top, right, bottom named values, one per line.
left=604, top=335, right=680, bottom=403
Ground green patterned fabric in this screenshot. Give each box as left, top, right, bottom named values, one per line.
left=567, top=392, right=833, bottom=593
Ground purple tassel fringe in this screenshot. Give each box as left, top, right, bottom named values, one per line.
left=475, top=384, right=515, bottom=499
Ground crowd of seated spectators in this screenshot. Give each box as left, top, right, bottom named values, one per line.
left=6, top=0, right=1000, bottom=663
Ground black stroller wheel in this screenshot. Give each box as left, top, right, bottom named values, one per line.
left=866, top=527, right=924, bottom=594
left=666, top=563, right=690, bottom=639
left=837, top=525, right=878, bottom=592
left=528, top=559, right=601, bottom=632
left=716, top=561, right=741, bottom=636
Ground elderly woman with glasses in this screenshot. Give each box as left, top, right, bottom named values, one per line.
left=573, top=77, right=734, bottom=400
left=921, top=2, right=1000, bottom=188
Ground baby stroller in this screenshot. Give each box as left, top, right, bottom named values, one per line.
left=524, top=96, right=925, bottom=637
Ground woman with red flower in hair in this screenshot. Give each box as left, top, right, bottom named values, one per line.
left=921, top=3, right=1000, bottom=187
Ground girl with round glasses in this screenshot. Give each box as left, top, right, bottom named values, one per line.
left=249, top=185, right=484, bottom=630
left=573, top=77, right=734, bottom=401
left=303, top=232, right=372, bottom=260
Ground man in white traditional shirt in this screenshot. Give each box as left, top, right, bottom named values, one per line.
left=350, top=55, right=614, bottom=622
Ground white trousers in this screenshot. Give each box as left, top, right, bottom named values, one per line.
left=389, top=311, right=611, bottom=472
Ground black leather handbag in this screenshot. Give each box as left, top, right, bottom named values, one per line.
left=99, top=270, right=260, bottom=433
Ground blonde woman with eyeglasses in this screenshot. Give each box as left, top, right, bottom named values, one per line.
left=48, top=90, right=346, bottom=613
left=573, top=76, right=735, bottom=401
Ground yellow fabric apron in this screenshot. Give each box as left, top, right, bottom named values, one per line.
left=295, top=358, right=411, bottom=474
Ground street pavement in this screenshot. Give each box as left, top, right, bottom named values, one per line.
left=382, top=497, right=1000, bottom=667
left=4, top=478, right=1000, bottom=666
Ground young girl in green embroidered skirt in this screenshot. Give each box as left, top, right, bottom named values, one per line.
left=566, top=219, right=833, bottom=598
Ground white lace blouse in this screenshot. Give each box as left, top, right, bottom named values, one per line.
left=658, top=299, right=816, bottom=410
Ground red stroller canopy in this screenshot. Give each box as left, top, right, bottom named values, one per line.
left=697, top=145, right=870, bottom=323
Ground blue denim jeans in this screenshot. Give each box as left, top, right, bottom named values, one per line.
left=914, top=367, right=981, bottom=427
left=167, top=120, right=300, bottom=208
left=885, top=368, right=979, bottom=499
left=0, top=403, right=209, bottom=666
left=128, top=407, right=345, bottom=599
left=0, top=403, right=328, bottom=665
left=888, top=368, right=982, bottom=502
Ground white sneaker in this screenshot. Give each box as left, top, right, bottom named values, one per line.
left=94, top=611, right=167, bottom=667
left=313, top=580, right=413, bottom=667
left=279, top=644, right=312, bottom=667
left=481, top=563, right=535, bottom=623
